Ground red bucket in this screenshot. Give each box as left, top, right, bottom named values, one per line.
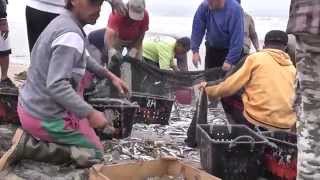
left=175, top=88, right=193, bottom=105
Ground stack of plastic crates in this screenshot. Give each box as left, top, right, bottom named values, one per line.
left=262, top=131, right=297, bottom=180
left=197, top=124, right=268, bottom=180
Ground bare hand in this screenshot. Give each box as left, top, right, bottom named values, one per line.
left=192, top=52, right=201, bottom=68
left=112, top=77, right=129, bottom=95
left=222, top=62, right=233, bottom=72
left=195, top=81, right=207, bottom=90
left=111, top=0, right=127, bottom=16
left=88, top=110, right=108, bottom=129
left=0, top=19, right=9, bottom=40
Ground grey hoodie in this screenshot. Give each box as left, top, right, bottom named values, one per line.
left=19, top=11, right=106, bottom=120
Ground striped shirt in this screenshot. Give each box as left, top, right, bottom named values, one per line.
left=287, top=0, right=320, bottom=35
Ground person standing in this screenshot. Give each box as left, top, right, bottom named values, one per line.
left=191, top=0, right=244, bottom=71
left=243, top=12, right=259, bottom=54
left=237, top=0, right=259, bottom=55
left=287, top=0, right=320, bottom=179
left=0, top=0, right=15, bottom=88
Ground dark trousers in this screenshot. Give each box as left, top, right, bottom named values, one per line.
left=26, top=6, right=59, bottom=52
left=205, top=44, right=229, bottom=69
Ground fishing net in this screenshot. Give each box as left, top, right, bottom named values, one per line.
left=85, top=56, right=226, bottom=99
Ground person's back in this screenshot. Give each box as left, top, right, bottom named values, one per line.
left=204, top=30, right=296, bottom=130
left=242, top=49, right=296, bottom=129
left=143, top=37, right=176, bottom=69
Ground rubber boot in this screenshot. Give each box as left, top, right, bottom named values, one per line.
left=0, top=129, right=72, bottom=171
left=0, top=129, right=102, bottom=170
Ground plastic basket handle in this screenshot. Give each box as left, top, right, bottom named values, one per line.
left=229, top=135, right=255, bottom=149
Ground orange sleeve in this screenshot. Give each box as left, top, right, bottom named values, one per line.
left=205, top=56, right=257, bottom=99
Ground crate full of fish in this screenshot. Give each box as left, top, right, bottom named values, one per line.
left=197, top=124, right=268, bottom=180
left=0, top=88, right=19, bottom=125
left=88, top=98, right=139, bottom=139
left=131, top=93, right=174, bottom=125
left=89, top=158, right=221, bottom=180
left=262, top=131, right=297, bottom=180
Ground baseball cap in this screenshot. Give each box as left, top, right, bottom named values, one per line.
left=265, top=30, right=288, bottom=45
left=128, top=0, right=145, bottom=21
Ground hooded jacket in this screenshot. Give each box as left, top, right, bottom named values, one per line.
left=206, top=49, right=297, bottom=129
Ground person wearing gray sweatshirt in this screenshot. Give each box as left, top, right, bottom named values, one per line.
left=0, top=0, right=128, bottom=169
left=25, top=0, right=127, bottom=52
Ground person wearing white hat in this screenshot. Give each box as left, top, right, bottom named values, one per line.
left=105, top=0, right=149, bottom=65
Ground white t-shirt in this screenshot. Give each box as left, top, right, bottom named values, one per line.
left=26, top=0, right=66, bottom=14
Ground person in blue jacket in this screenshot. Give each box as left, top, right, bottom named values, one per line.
left=191, top=0, right=244, bottom=72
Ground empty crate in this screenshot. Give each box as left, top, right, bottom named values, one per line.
left=197, top=124, right=268, bottom=180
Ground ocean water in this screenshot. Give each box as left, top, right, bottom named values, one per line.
left=7, top=1, right=289, bottom=70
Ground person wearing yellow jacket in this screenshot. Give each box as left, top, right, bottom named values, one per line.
left=202, top=30, right=297, bottom=131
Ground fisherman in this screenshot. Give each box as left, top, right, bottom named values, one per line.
left=0, top=0, right=15, bottom=88
left=199, top=30, right=297, bottom=131
left=105, top=0, right=148, bottom=65
left=25, top=0, right=126, bottom=52
left=0, top=0, right=128, bottom=169
left=237, top=0, right=260, bottom=55
left=287, top=0, right=320, bottom=178
left=142, top=36, right=191, bottom=71
left=191, top=0, right=244, bottom=71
